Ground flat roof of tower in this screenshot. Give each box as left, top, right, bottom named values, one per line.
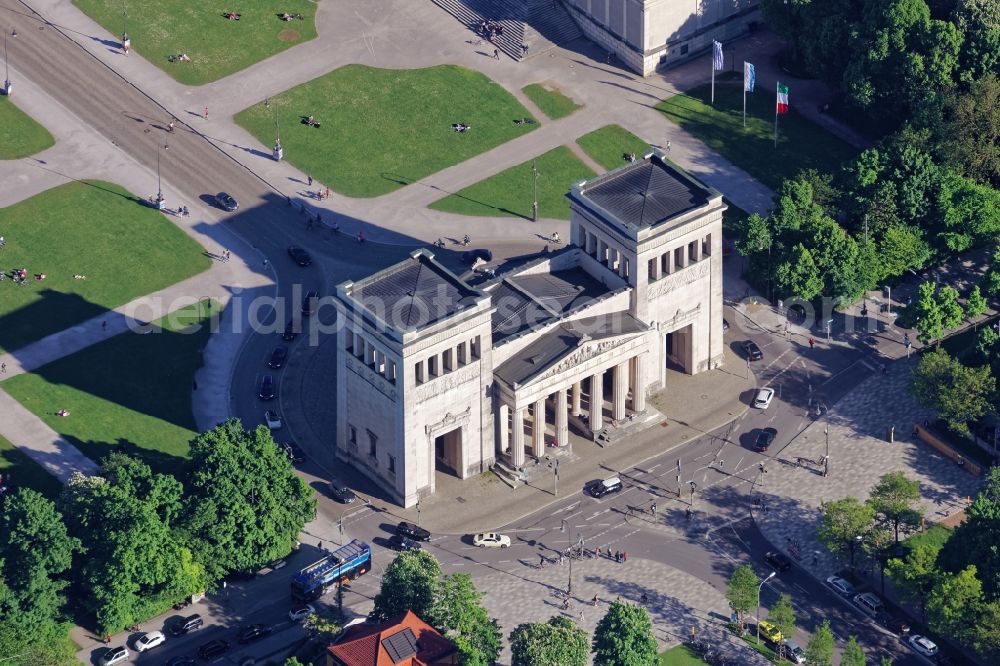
left=337, top=249, right=487, bottom=332
left=570, top=152, right=718, bottom=231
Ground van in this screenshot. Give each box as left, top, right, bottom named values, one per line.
left=853, top=592, right=883, bottom=616
left=589, top=477, right=623, bottom=498
left=170, top=613, right=204, bottom=636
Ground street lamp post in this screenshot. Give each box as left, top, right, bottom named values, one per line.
left=755, top=571, right=776, bottom=644
left=689, top=480, right=697, bottom=508
left=824, top=425, right=830, bottom=477
left=154, top=142, right=167, bottom=209
left=849, top=534, right=863, bottom=570
left=561, top=519, right=573, bottom=596
left=531, top=159, right=539, bottom=222
left=3, top=28, right=17, bottom=96
left=272, top=103, right=283, bottom=161
left=121, top=0, right=130, bottom=54
left=416, top=501, right=421, bottom=527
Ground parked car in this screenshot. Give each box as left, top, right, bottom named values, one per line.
left=135, top=630, right=165, bottom=652
left=329, top=481, right=357, bottom=504
left=754, top=427, right=778, bottom=452
left=265, top=410, right=282, bottom=430
left=198, top=639, right=230, bottom=659
left=258, top=374, right=275, bottom=400
left=461, top=248, right=493, bottom=264
left=742, top=340, right=763, bottom=361
left=268, top=558, right=287, bottom=571
left=302, top=290, right=318, bottom=316
left=783, top=639, right=806, bottom=664
left=214, top=192, right=238, bottom=212
left=170, top=614, right=204, bottom=636
left=825, top=575, right=855, bottom=597
left=237, top=624, right=272, bottom=644
left=757, top=619, right=783, bottom=644
left=396, top=521, right=431, bottom=542
left=874, top=610, right=910, bottom=635
left=753, top=387, right=775, bottom=409
left=282, top=319, right=299, bottom=342
left=587, top=477, right=623, bottom=498
left=908, top=635, right=939, bottom=657
left=167, top=657, right=196, bottom=666
left=267, top=346, right=288, bottom=368
left=473, top=532, right=510, bottom=548
left=287, top=245, right=312, bottom=266
left=389, top=534, right=422, bottom=551
left=853, top=591, right=884, bottom=616
left=100, top=646, right=129, bottom=666
left=289, top=603, right=315, bottom=622
left=765, top=550, right=791, bottom=572
left=282, top=441, right=306, bottom=463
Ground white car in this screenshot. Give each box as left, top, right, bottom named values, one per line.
left=473, top=532, right=510, bottom=548
left=908, top=635, right=938, bottom=657
left=265, top=410, right=282, bottom=430
left=825, top=575, right=855, bottom=597
left=753, top=387, right=775, bottom=409
left=289, top=603, right=315, bottom=622
left=134, top=630, right=165, bottom=652
left=99, top=646, right=129, bottom=666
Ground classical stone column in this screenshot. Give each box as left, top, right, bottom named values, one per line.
left=533, top=398, right=546, bottom=457
left=498, top=403, right=509, bottom=455
left=589, top=371, right=603, bottom=432
left=613, top=361, right=628, bottom=421
left=556, top=388, right=569, bottom=447
left=512, top=408, right=526, bottom=468
left=571, top=381, right=582, bottom=416
left=633, top=356, right=646, bottom=413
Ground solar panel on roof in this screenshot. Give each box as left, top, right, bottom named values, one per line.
left=382, top=627, right=418, bottom=663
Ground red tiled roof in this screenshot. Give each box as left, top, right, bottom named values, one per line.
left=327, top=611, right=456, bottom=666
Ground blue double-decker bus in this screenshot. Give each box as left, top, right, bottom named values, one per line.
left=291, top=539, right=371, bottom=601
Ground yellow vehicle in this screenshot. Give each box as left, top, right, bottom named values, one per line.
left=758, top=619, right=784, bottom=644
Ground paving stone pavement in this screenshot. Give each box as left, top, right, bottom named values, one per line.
left=753, top=358, right=983, bottom=578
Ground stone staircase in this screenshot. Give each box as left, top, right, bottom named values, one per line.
left=428, top=0, right=583, bottom=60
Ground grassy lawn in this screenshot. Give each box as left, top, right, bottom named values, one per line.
left=0, top=435, right=63, bottom=500
left=903, top=523, right=953, bottom=554
left=0, top=97, right=55, bottom=159
left=521, top=83, right=581, bottom=120
left=659, top=645, right=709, bottom=665
left=3, top=301, right=217, bottom=472
left=236, top=65, right=537, bottom=198
left=428, top=145, right=595, bottom=220
left=655, top=73, right=857, bottom=191
left=72, top=0, right=316, bottom=86
left=576, top=124, right=652, bottom=171
left=0, top=181, right=210, bottom=353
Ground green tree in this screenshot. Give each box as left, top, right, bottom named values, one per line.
left=510, top=616, right=589, bottom=666
left=370, top=550, right=442, bottom=622
left=927, top=565, right=984, bottom=644
left=735, top=213, right=772, bottom=257
left=775, top=244, right=824, bottom=300
left=284, top=659, right=306, bottom=666
left=940, top=73, right=1000, bottom=186
left=877, top=224, right=930, bottom=281
left=429, top=573, right=502, bottom=666
left=886, top=544, right=942, bottom=618
left=303, top=612, right=342, bottom=644
left=726, top=564, right=760, bottom=631
left=841, top=635, right=867, bottom=666
left=591, top=600, right=658, bottom=666
left=937, top=285, right=965, bottom=329
left=984, top=252, right=1000, bottom=298
left=867, top=472, right=922, bottom=542
left=804, top=619, right=834, bottom=666
left=939, top=468, right=1000, bottom=600
left=966, top=284, right=989, bottom=321
left=184, top=419, right=315, bottom=580
left=910, top=348, right=995, bottom=433
left=934, top=170, right=1000, bottom=252
left=817, top=497, right=874, bottom=566
left=767, top=594, right=796, bottom=660
left=914, top=282, right=945, bottom=345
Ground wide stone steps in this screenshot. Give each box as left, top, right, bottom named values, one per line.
left=523, top=0, right=583, bottom=57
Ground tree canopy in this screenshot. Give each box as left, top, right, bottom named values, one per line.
left=510, top=615, right=589, bottom=666
left=591, top=600, right=658, bottom=666
left=370, top=550, right=442, bottom=622
left=725, top=564, right=760, bottom=630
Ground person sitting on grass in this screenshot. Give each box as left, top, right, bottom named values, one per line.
left=451, top=123, right=471, bottom=133
left=225, top=11, right=241, bottom=20
left=57, top=409, right=70, bottom=417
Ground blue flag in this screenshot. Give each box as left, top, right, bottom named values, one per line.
left=744, top=62, right=756, bottom=92
left=712, top=40, right=724, bottom=71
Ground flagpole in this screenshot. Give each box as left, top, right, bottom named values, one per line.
left=711, top=56, right=715, bottom=105
left=743, top=71, right=746, bottom=128
left=774, top=81, right=779, bottom=148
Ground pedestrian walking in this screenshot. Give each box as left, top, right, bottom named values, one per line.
left=0, top=363, right=5, bottom=373
left=102, top=320, right=107, bottom=331
left=559, top=553, right=565, bottom=565
left=808, top=336, right=815, bottom=349
left=357, top=231, right=365, bottom=243
left=263, top=258, right=269, bottom=269
left=666, top=140, right=671, bottom=152
left=718, top=459, right=725, bottom=470
left=307, top=175, right=313, bottom=186
left=592, top=594, right=599, bottom=607
left=595, top=545, right=601, bottom=558
left=623, top=551, right=628, bottom=563
left=104, top=634, right=112, bottom=645
left=650, top=502, right=657, bottom=515
left=493, top=48, right=500, bottom=60
left=325, top=187, right=331, bottom=199
left=579, top=610, right=585, bottom=623
left=203, top=106, right=208, bottom=119
left=812, top=551, right=819, bottom=566
left=685, top=507, right=692, bottom=520
left=539, top=555, right=545, bottom=568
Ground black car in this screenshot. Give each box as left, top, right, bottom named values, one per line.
left=258, top=374, right=275, bottom=401
left=237, top=624, right=272, bottom=644
left=754, top=427, right=777, bottom=452
left=267, top=346, right=288, bottom=369
left=282, top=319, right=299, bottom=342
left=166, top=657, right=196, bottom=666
left=587, top=477, right=624, bottom=498
left=198, top=639, right=229, bottom=659
left=302, top=290, right=319, bottom=316
left=765, top=550, right=792, bottom=572
left=389, top=534, right=422, bottom=551
left=170, top=614, right=203, bottom=636
left=329, top=481, right=357, bottom=504
left=282, top=441, right=306, bottom=463
left=214, top=192, right=238, bottom=212
left=287, top=245, right=312, bottom=266
left=396, top=521, right=431, bottom=542
left=743, top=340, right=763, bottom=361
left=461, top=248, right=493, bottom=264
left=874, top=611, right=910, bottom=635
